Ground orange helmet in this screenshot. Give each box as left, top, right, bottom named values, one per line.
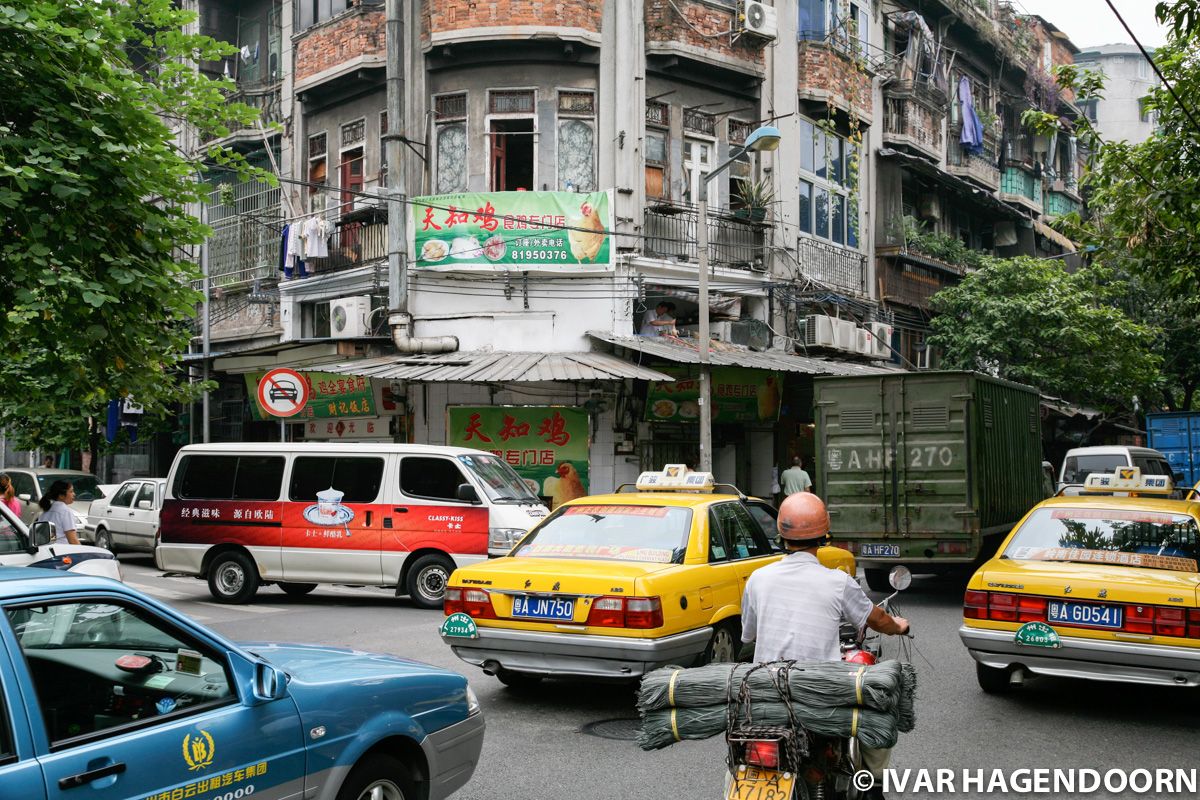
left=777, top=492, right=830, bottom=541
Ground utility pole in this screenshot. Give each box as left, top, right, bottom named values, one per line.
left=201, top=196, right=210, bottom=443
left=385, top=0, right=406, bottom=317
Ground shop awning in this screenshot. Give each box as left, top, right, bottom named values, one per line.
left=314, top=350, right=676, bottom=383
left=588, top=332, right=899, bottom=376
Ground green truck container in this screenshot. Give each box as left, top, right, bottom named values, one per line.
left=813, top=371, right=1045, bottom=591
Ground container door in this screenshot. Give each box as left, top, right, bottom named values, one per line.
left=816, top=376, right=893, bottom=540
left=897, top=374, right=972, bottom=543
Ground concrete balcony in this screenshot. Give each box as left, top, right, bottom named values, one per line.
left=426, top=1, right=602, bottom=49
left=1000, top=164, right=1043, bottom=215
left=203, top=84, right=283, bottom=147
left=1044, top=186, right=1082, bottom=218
left=643, top=202, right=767, bottom=272
left=882, top=89, right=946, bottom=163
left=946, top=126, right=1001, bottom=191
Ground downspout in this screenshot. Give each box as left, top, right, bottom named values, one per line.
left=386, top=0, right=458, bottom=354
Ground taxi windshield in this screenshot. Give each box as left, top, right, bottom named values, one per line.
left=513, top=505, right=693, bottom=564
left=457, top=454, right=540, bottom=504
left=1004, top=507, right=1200, bottom=572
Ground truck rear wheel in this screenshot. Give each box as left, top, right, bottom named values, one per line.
left=864, top=568, right=892, bottom=593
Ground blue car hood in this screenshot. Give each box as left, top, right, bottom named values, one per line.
left=242, top=641, right=448, bottom=680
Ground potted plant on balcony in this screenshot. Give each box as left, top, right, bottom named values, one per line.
left=733, top=178, right=774, bottom=222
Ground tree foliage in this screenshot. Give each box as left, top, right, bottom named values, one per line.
left=0, top=0, right=263, bottom=456
left=927, top=257, right=1160, bottom=411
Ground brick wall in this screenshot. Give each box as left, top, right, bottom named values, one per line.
left=425, top=1, right=603, bottom=40
left=797, top=42, right=873, bottom=118
left=645, top=0, right=763, bottom=68
left=295, top=7, right=385, bottom=83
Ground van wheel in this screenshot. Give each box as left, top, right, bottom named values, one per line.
left=864, top=568, right=892, bottom=593
left=976, top=663, right=1013, bottom=694
left=95, top=527, right=116, bottom=554
left=336, top=753, right=415, bottom=800
left=279, top=582, right=317, bottom=597
left=406, top=554, right=456, bottom=609
left=207, top=551, right=259, bottom=604
left=700, top=620, right=741, bottom=665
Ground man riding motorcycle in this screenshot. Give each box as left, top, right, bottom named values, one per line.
left=740, top=492, right=910, bottom=800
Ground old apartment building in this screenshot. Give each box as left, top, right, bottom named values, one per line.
left=178, top=0, right=1082, bottom=497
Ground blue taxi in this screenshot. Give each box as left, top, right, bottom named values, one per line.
left=0, top=568, right=483, bottom=800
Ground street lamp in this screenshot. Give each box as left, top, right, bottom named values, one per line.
left=697, top=125, right=781, bottom=473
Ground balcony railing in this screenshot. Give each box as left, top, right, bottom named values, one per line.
left=796, top=235, right=867, bottom=296
left=947, top=126, right=1001, bottom=190
left=1000, top=165, right=1043, bottom=213
left=303, top=220, right=388, bottom=276
left=882, top=94, right=945, bottom=162
left=207, top=213, right=283, bottom=289
left=878, top=256, right=958, bottom=310
left=1044, top=188, right=1082, bottom=218
left=643, top=203, right=766, bottom=271
left=204, top=83, right=283, bottom=144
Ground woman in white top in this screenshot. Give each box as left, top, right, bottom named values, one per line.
left=36, top=480, right=79, bottom=545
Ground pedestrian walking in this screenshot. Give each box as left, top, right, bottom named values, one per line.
left=36, top=480, right=80, bottom=545
left=780, top=456, right=813, bottom=495
left=0, top=474, right=21, bottom=517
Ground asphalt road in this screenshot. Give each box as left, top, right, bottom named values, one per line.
left=117, top=555, right=1200, bottom=800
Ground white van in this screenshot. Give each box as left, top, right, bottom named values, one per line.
left=1057, top=446, right=1178, bottom=494
left=158, top=443, right=548, bottom=607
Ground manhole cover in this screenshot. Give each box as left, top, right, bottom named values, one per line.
left=581, top=718, right=641, bottom=741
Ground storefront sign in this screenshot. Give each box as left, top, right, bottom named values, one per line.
left=446, top=406, right=590, bottom=508
left=412, top=191, right=612, bottom=270
left=245, top=371, right=376, bottom=421
left=645, top=366, right=782, bottom=423
left=299, top=417, right=390, bottom=440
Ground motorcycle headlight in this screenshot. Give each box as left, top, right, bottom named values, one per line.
left=465, top=685, right=481, bottom=716
left=488, top=527, right=525, bottom=550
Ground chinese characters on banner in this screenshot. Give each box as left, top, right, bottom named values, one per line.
left=645, top=366, right=782, bottom=423
left=412, top=191, right=612, bottom=270
left=244, top=372, right=385, bottom=421
left=447, top=406, right=589, bottom=509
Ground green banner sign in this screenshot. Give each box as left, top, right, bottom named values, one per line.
left=245, top=372, right=376, bottom=420
left=645, top=366, right=782, bottom=424
left=411, top=191, right=612, bottom=270
left=447, top=406, right=590, bottom=509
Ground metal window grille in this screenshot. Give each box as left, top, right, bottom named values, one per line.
left=558, top=90, right=595, bottom=116
left=435, top=93, right=467, bottom=121
left=646, top=101, right=669, bottom=128
left=341, top=119, right=365, bottom=147
left=380, top=111, right=388, bottom=134
left=489, top=89, right=534, bottom=115
left=729, top=119, right=754, bottom=144
left=308, top=132, right=327, bottom=158
left=683, top=109, right=716, bottom=136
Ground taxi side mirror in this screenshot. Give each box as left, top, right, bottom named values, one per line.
left=30, top=520, right=54, bottom=548
left=254, top=662, right=289, bottom=702
left=456, top=483, right=481, bottom=504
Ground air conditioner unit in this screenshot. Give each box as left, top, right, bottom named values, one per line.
left=329, top=295, right=371, bottom=339
left=855, top=328, right=873, bottom=356
left=867, top=322, right=894, bottom=359
left=832, top=318, right=858, bottom=353
left=803, top=314, right=837, bottom=348
left=741, top=1, right=778, bottom=40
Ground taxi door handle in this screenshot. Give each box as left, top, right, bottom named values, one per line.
left=59, top=761, right=126, bottom=789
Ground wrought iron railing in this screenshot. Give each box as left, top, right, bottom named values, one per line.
left=882, top=94, right=945, bottom=160
left=796, top=235, right=867, bottom=296
left=305, top=220, right=389, bottom=275
left=643, top=203, right=766, bottom=271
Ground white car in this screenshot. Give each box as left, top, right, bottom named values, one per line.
left=87, top=478, right=167, bottom=554
left=0, top=501, right=121, bottom=581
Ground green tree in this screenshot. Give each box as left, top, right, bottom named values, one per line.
left=927, top=257, right=1160, bottom=411
left=0, top=0, right=263, bottom=463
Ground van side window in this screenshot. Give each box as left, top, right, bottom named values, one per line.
left=175, top=456, right=285, bottom=500
left=233, top=457, right=285, bottom=500
left=400, top=457, right=469, bottom=502
left=289, top=457, right=384, bottom=503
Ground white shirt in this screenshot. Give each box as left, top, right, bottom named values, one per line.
left=639, top=309, right=673, bottom=336
left=741, top=550, right=874, bottom=662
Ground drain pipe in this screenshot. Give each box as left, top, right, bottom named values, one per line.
left=386, top=0, right=458, bottom=354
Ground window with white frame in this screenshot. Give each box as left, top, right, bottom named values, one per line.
left=797, top=117, right=860, bottom=248
left=557, top=90, right=596, bottom=192
left=728, top=119, right=754, bottom=209
left=645, top=101, right=670, bottom=200
left=683, top=110, right=718, bottom=206
left=488, top=89, right=536, bottom=191
left=308, top=131, right=327, bottom=211
left=434, top=93, right=467, bottom=194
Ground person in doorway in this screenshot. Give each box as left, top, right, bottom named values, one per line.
left=780, top=456, right=813, bottom=495
left=638, top=301, right=677, bottom=337
left=741, top=493, right=910, bottom=800
left=36, top=480, right=80, bottom=545
left=0, top=474, right=20, bottom=517
left=41, top=455, right=54, bottom=469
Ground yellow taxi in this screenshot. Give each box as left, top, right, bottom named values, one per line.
left=440, top=466, right=855, bottom=686
left=960, top=467, right=1200, bottom=693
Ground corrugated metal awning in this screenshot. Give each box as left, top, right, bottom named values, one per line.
left=588, top=332, right=900, bottom=376
left=314, top=350, right=676, bottom=383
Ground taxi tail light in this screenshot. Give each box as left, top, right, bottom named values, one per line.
left=444, top=587, right=464, bottom=615
left=987, top=592, right=1018, bottom=622
left=1016, top=595, right=1047, bottom=622
left=1154, top=606, right=1186, bottom=637
left=587, top=597, right=626, bottom=627
left=744, top=740, right=780, bottom=769
left=624, top=597, right=664, bottom=629
left=462, top=588, right=496, bottom=620
left=1126, top=604, right=1154, bottom=634
left=1187, top=609, right=1200, bottom=639
left=963, top=590, right=989, bottom=620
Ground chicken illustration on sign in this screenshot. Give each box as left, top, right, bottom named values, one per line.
left=412, top=191, right=612, bottom=270
left=447, top=406, right=589, bottom=509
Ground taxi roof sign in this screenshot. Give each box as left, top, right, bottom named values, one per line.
left=635, top=464, right=715, bottom=492
left=1082, top=467, right=1174, bottom=495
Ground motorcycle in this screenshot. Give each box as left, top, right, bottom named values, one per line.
left=724, top=566, right=913, bottom=800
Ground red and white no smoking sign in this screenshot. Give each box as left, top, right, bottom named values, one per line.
left=257, top=368, right=310, bottom=418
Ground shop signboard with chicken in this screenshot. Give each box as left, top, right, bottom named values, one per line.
left=447, top=406, right=590, bottom=509
left=411, top=191, right=612, bottom=270
left=645, top=367, right=783, bottom=424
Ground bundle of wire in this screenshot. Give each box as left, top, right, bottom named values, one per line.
left=638, top=660, right=906, bottom=713
left=897, top=663, right=918, bottom=733
left=638, top=699, right=900, bottom=751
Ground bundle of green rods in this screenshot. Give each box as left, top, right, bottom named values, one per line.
left=637, top=660, right=917, bottom=751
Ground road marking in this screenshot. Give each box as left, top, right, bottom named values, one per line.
left=194, top=601, right=288, bottom=615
